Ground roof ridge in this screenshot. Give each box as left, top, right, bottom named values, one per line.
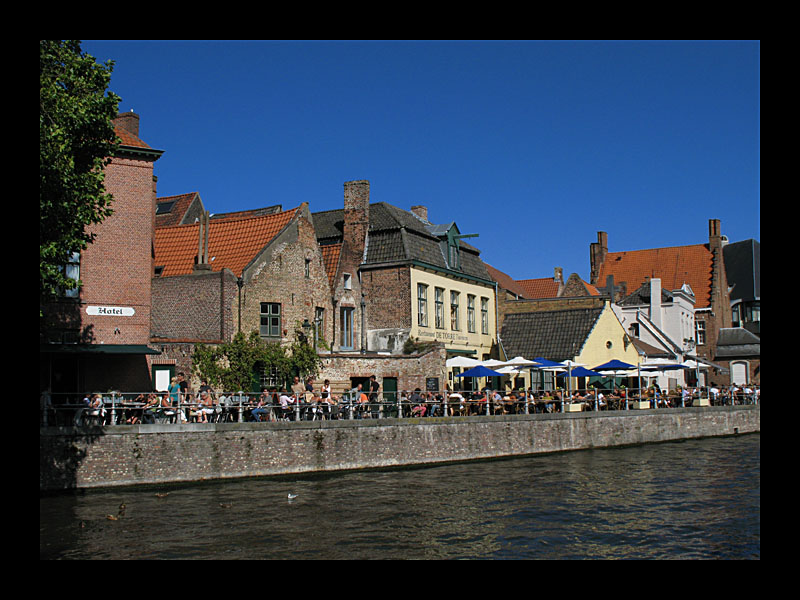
left=607, top=242, right=709, bottom=254
left=157, top=192, right=199, bottom=201
left=158, top=206, right=298, bottom=230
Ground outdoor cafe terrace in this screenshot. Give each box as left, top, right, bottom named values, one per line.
left=40, top=357, right=758, bottom=427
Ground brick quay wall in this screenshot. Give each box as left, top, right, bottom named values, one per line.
left=40, top=406, right=760, bottom=491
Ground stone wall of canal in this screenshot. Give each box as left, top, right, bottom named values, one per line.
left=39, top=406, right=760, bottom=491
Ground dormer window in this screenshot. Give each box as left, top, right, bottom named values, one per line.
left=446, top=228, right=461, bottom=270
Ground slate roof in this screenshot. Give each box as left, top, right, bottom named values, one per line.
left=500, top=307, right=604, bottom=362
left=312, top=202, right=491, bottom=282
left=617, top=281, right=675, bottom=306
left=715, top=327, right=761, bottom=358
left=596, top=244, right=713, bottom=308
left=154, top=208, right=298, bottom=277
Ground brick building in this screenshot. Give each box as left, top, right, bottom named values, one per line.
left=151, top=202, right=333, bottom=391
left=589, top=219, right=734, bottom=386
left=40, top=112, right=164, bottom=398
left=313, top=180, right=498, bottom=394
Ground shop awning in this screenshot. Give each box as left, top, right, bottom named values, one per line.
left=40, top=344, right=161, bottom=355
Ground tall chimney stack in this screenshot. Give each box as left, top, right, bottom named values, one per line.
left=113, top=110, right=140, bottom=137
left=343, top=180, right=369, bottom=258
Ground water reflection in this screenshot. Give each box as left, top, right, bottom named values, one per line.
left=40, top=434, right=759, bottom=559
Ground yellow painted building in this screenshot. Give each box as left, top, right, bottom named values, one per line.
left=410, top=266, right=496, bottom=356
left=500, top=301, right=640, bottom=391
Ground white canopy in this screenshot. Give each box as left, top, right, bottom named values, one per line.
left=445, top=356, right=482, bottom=368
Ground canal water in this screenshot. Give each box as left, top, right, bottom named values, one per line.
left=40, top=433, right=759, bottom=559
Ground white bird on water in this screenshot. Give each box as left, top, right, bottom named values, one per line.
left=288, top=493, right=298, bottom=500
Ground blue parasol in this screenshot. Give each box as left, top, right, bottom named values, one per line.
left=557, top=366, right=602, bottom=378
left=455, top=365, right=504, bottom=378
left=592, top=359, right=637, bottom=371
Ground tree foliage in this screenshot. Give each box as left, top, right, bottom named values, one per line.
left=40, top=40, right=121, bottom=304
left=191, top=330, right=322, bottom=393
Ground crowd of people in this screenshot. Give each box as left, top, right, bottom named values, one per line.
left=40, top=372, right=761, bottom=427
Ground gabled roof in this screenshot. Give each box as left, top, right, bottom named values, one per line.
left=154, top=208, right=297, bottom=277
left=516, top=277, right=561, bottom=299
left=320, top=243, right=342, bottom=288
left=618, top=281, right=674, bottom=307
left=500, top=307, right=604, bottom=362
left=484, top=263, right=530, bottom=298
left=156, top=192, right=202, bottom=228
left=597, top=244, right=713, bottom=308
left=114, top=123, right=152, bottom=150
left=312, top=201, right=491, bottom=282
left=715, top=327, right=760, bottom=358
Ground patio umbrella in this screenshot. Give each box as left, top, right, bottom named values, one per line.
left=592, top=359, right=637, bottom=371
left=480, top=359, right=510, bottom=368
left=455, top=365, right=504, bottom=378
left=503, top=356, right=541, bottom=367
left=446, top=356, right=481, bottom=368
left=557, top=366, right=602, bottom=378
left=532, top=357, right=567, bottom=370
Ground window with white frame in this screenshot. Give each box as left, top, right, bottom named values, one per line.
left=417, top=283, right=429, bottom=327
left=450, top=291, right=460, bottom=330
left=481, top=297, right=489, bottom=334
left=435, top=287, right=445, bottom=329
left=260, top=303, right=281, bottom=339
left=467, top=294, right=476, bottom=332
left=340, top=306, right=354, bottom=349
left=695, top=320, right=706, bottom=345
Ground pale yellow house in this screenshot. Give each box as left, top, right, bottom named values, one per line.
left=410, top=265, right=497, bottom=376
left=499, top=301, right=640, bottom=391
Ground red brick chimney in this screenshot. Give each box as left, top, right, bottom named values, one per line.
left=411, top=205, right=428, bottom=222
left=589, top=231, right=608, bottom=285
left=343, top=180, right=369, bottom=259
left=113, top=111, right=140, bottom=137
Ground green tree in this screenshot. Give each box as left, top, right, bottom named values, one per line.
left=40, top=40, right=121, bottom=308
left=192, top=331, right=283, bottom=393
left=192, top=329, right=323, bottom=394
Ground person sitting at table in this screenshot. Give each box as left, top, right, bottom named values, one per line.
left=491, top=390, right=504, bottom=415
left=159, top=392, right=177, bottom=423
left=196, top=390, right=215, bottom=423
left=278, top=388, right=294, bottom=420
left=142, top=393, right=160, bottom=424
left=410, top=388, right=426, bottom=417
left=448, top=389, right=464, bottom=416
left=251, top=389, right=271, bottom=422
left=85, top=393, right=106, bottom=425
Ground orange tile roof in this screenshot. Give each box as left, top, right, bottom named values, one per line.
left=517, top=277, right=561, bottom=299
left=597, top=244, right=712, bottom=308
left=582, top=280, right=601, bottom=296
left=320, top=243, right=342, bottom=288
left=484, top=263, right=530, bottom=298
left=114, top=123, right=151, bottom=149
left=154, top=208, right=298, bottom=277
left=156, top=192, right=201, bottom=228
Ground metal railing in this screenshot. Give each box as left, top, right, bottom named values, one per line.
left=38, top=386, right=760, bottom=427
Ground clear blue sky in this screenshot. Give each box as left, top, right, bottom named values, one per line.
left=83, top=40, right=760, bottom=283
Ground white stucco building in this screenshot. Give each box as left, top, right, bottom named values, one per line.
left=612, top=278, right=696, bottom=389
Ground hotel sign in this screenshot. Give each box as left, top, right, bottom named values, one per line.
left=86, top=306, right=136, bottom=317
